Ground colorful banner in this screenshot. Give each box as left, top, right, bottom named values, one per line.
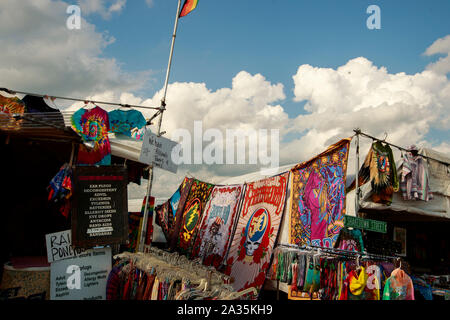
left=289, top=138, right=351, bottom=248
left=225, top=173, right=289, bottom=293
left=154, top=177, right=194, bottom=249
left=191, top=184, right=244, bottom=269
left=175, top=179, right=214, bottom=256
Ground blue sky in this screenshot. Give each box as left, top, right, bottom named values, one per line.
left=92, top=0, right=450, bottom=109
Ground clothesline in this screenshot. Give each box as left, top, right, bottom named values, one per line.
left=0, top=87, right=160, bottom=111
left=354, top=128, right=450, bottom=166
left=277, top=243, right=400, bottom=262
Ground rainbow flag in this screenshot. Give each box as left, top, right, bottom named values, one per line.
left=179, top=0, right=198, bottom=17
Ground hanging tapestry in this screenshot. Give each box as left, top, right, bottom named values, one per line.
left=155, top=177, right=194, bottom=245
left=71, top=106, right=111, bottom=165
left=191, top=184, right=244, bottom=269
left=174, top=179, right=214, bottom=256
left=142, top=196, right=155, bottom=250
left=0, top=94, right=26, bottom=129
left=357, top=141, right=399, bottom=205
left=224, top=172, right=289, bottom=293
left=123, top=211, right=142, bottom=253
left=290, top=138, right=351, bottom=248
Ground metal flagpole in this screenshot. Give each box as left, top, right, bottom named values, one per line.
left=138, top=0, right=183, bottom=253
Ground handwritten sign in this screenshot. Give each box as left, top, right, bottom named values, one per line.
left=50, top=247, right=111, bottom=300
left=139, top=131, right=178, bottom=173
left=45, top=230, right=87, bottom=263
left=71, top=166, right=129, bottom=247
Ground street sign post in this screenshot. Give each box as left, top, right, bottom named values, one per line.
left=344, top=215, right=387, bottom=233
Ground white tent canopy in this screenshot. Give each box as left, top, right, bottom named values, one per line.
left=346, top=148, right=450, bottom=220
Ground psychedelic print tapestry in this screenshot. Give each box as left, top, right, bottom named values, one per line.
left=225, top=172, right=289, bottom=293
left=174, top=179, right=214, bottom=255
left=191, top=184, right=244, bottom=269
left=289, top=138, right=351, bottom=248
left=154, top=177, right=193, bottom=248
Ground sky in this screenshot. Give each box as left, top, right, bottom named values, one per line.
left=0, top=0, right=449, bottom=199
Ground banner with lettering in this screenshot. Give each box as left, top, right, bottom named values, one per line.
left=174, top=179, right=214, bottom=255
left=224, top=172, right=289, bottom=293
left=289, top=138, right=351, bottom=248
left=191, top=184, right=244, bottom=269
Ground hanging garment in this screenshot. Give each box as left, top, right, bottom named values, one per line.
left=357, top=141, right=399, bottom=205
left=108, top=109, right=146, bottom=137
left=0, top=94, right=26, bottom=129
left=348, top=266, right=368, bottom=300
left=225, top=173, right=290, bottom=294
left=364, top=263, right=381, bottom=300
left=21, top=95, right=65, bottom=127
left=334, top=228, right=365, bottom=252
left=175, top=179, right=215, bottom=256
left=191, top=184, right=244, bottom=269
left=400, top=146, right=433, bottom=201
left=382, top=268, right=414, bottom=300
left=71, top=105, right=111, bottom=165
left=290, top=138, right=351, bottom=247
left=106, top=266, right=122, bottom=300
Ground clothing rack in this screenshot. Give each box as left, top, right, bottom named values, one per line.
left=353, top=128, right=450, bottom=166
left=277, top=243, right=400, bottom=262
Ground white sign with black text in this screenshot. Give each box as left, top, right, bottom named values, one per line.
left=139, top=130, right=179, bottom=173
left=50, top=247, right=112, bottom=300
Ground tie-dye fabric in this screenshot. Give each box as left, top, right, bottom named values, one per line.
left=290, top=138, right=351, bottom=248
left=71, top=106, right=111, bottom=165
left=224, top=172, right=289, bottom=293
left=174, top=179, right=214, bottom=255
left=191, top=184, right=244, bottom=269
left=108, top=109, right=146, bottom=137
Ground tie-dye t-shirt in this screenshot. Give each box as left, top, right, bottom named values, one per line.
left=71, top=106, right=111, bottom=165
left=382, top=268, right=414, bottom=300
left=108, top=109, right=146, bottom=137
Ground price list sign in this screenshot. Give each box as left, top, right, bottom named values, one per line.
left=71, top=166, right=128, bottom=247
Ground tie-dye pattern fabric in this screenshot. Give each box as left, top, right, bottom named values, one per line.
left=290, top=138, right=351, bottom=247
left=225, top=173, right=289, bottom=294
left=71, top=106, right=111, bottom=165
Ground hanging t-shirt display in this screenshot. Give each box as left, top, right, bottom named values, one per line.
left=357, top=141, right=399, bottom=205
left=21, top=94, right=65, bottom=127
left=334, top=227, right=365, bottom=252
left=400, top=145, right=433, bottom=201
left=191, top=184, right=244, bottom=269
left=71, top=105, right=111, bottom=165
left=290, top=138, right=351, bottom=248
left=382, top=268, right=415, bottom=300
left=174, top=179, right=214, bottom=256
left=108, top=109, right=147, bottom=137
left=225, top=172, right=289, bottom=294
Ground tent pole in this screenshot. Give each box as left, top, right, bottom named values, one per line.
left=355, top=129, right=361, bottom=217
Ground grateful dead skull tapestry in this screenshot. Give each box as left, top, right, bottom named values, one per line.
left=174, top=179, right=214, bottom=255
left=224, top=172, right=289, bottom=293
left=289, top=138, right=351, bottom=248
left=191, top=184, right=244, bottom=269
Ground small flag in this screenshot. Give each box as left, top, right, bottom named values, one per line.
left=179, top=0, right=198, bottom=17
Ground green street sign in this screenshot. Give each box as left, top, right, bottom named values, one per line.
left=344, top=215, right=387, bottom=233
